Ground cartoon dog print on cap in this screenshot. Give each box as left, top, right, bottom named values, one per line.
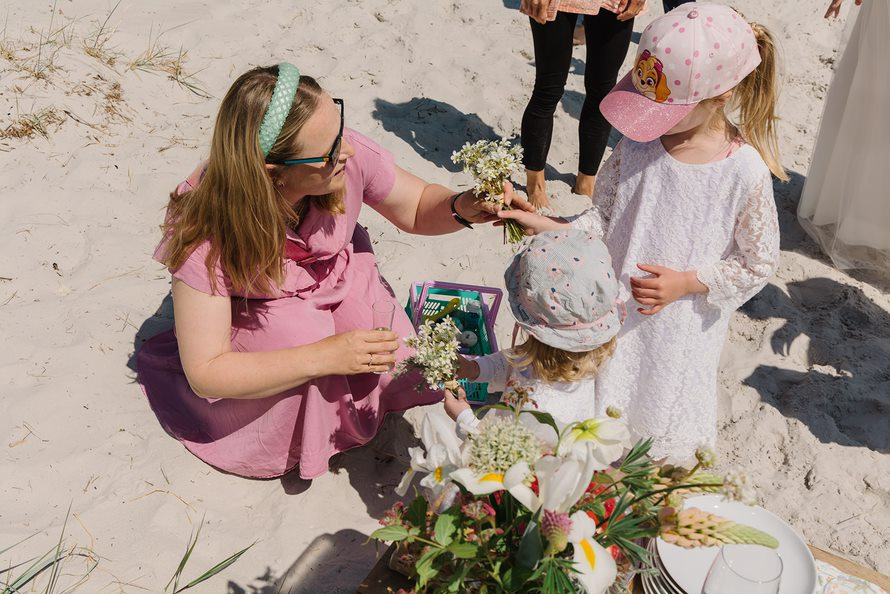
left=632, top=50, right=671, bottom=103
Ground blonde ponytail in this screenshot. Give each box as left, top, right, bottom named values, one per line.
left=732, top=23, right=788, bottom=181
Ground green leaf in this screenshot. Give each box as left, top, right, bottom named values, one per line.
left=515, top=516, right=543, bottom=570
left=519, top=409, right=561, bottom=437
left=405, top=496, right=428, bottom=528
left=174, top=542, right=256, bottom=593
left=415, top=548, right=441, bottom=589
left=477, top=402, right=513, bottom=415
left=502, top=565, right=534, bottom=590
left=446, top=542, right=478, bottom=559
left=434, top=512, right=458, bottom=546
left=370, top=525, right=411, bottom=542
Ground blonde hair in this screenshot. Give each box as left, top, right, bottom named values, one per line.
left=719, top=23, right=788, bottom=181
left=160, top=66, right=345, bottom=295
left=507, top=334, right=617, bottom=384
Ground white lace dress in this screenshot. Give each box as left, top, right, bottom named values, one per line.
left=568, top=138, right=780, bottom=461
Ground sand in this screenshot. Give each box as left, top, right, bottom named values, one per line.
left=1, top=0, right=887, bottom=591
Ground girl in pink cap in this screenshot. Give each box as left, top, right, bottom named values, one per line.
left=499, top=3, right=784, bottom=461
left=137, top=64, right=526, bottom=480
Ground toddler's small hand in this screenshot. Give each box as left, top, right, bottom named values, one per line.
left=496, top=209, right=568, bottom=236
left=443, top=387, right=471, bottom=421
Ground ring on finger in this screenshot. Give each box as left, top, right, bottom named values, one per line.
left=368, top=354, right=374, bottom=366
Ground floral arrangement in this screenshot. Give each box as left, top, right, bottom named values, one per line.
left=395, top=318, right=462, bottom=391
left=373, top=391, right=777, bottom=594
left=451, top=139, right=526, bottom=244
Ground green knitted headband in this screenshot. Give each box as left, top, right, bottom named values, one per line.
left=258, top=63, right=301, bottom=157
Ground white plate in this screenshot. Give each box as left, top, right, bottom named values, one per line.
left=648, top=539, right=686, bottom=594
left=656, top=495, right=816, bottom=594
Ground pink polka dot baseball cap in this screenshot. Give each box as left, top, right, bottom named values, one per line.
left=505, top=230, right=622, bottom=353
left=600, top=2, right=761, bottom=142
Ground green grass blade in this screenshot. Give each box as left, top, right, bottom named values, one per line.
left=165, top=517, right=204, bottom=592
left=172, top=542, right=255, bottom=593
left=2, top=549, right=61, bottom=594
left=43, top=502, right=72, bottom=594
left=0, top=532, right=39, bottom=559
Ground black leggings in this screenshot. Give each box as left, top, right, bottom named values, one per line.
left=520, top=11, right=634, bottom=176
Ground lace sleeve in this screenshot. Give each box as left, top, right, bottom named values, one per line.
left=697, top=171, right=780, bottom=312
left=565, top=140, right=621, bottom=237
left=474, top=350, right=512, bottom=394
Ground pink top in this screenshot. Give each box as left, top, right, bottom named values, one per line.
left=137, top=129, right=440, bottom=479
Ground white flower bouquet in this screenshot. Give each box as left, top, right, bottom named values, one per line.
left=374, top=394, right=777, bottom=594
left=452, top=139, right=526, bottom=244
left=395, top=318, right=462, bottom=392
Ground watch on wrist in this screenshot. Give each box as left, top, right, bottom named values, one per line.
left=450, top=192, right=474, bottom=229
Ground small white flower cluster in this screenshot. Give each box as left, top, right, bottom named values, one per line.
left=721, top=468, right=756, bottom=505
left=694, top=446, right=717, bottom=469
left=451, top=139, right=523, bottom=199
left=397, top=318, right=461, bottom=391
left=467, top=415, right=543, bottom=475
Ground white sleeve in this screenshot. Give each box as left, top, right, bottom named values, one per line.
left=474, top=350, right=512, bottom=394
left=455, top=408, right=481, bottom=440
left=565, top=140, right=621, bottom=238
left=696, top=171, right=780, bottom=313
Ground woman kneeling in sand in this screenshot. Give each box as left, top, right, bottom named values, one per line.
left=137, top=63, right=523, bottom=480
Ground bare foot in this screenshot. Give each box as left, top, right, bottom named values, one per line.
left=573, top=173, right=596, bottom=199
left=525, top=169, right=550, bottom=209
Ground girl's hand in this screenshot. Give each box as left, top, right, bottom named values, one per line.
left=631, top=264, right=706, bottom=316
left=521, top=0, right=554, bottom=24
left=616, top=0, right=646, bottom=21
left=496, top=208, right=569, bottom=236
left=456, top=182, right=537, bottom=224
left=825, top=0, right=862, bottom=18
left=315, top=330, right=399, bottom=375
left=444, top=387, right=471, bottom=420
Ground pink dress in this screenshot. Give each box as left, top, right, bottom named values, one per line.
left=137, top=130, right=441, bottom=480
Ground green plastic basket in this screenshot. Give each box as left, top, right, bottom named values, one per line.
left=405, top=281, right=502, bottom=404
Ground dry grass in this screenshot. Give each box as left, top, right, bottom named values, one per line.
left=1, top=107, right=64, bottom=140
left=127, top=26, right=211, bottom=98
left=82, top=0, right=121, bottom=67
left=21, top=0, right=76, bottom=80
left=1, top=14, right=16, bottom=61
left=103, top=81, right=130, bottom=122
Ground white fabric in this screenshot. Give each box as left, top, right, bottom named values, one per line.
left=797, top=0, right=890, bottom=272
left=570, top=138, right=779, bottom=460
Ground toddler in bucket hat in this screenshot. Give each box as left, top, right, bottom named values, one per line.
left=444, top=229, right=624, bottom=432
left=506, top=229, right=622, bottom=352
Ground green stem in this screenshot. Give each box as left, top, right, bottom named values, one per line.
left=628, top=481, right=724, bottom=508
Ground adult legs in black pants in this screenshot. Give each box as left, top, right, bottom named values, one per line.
left=520, top=11, right=633, bottom=207
left=663, top=0, right=694, bottom=13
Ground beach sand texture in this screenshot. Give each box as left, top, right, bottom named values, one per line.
left=1, top=0, right=887, bottom=591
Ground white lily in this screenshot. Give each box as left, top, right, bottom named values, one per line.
left=504, top=445, right=607, bottom=515
left=395, top=414, right=463, bottom=511
left=568, top=511, right=617, bottom=594
left=450, top=462, right=523, bottom=495
left=564, top=417, right=631, bottom=466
